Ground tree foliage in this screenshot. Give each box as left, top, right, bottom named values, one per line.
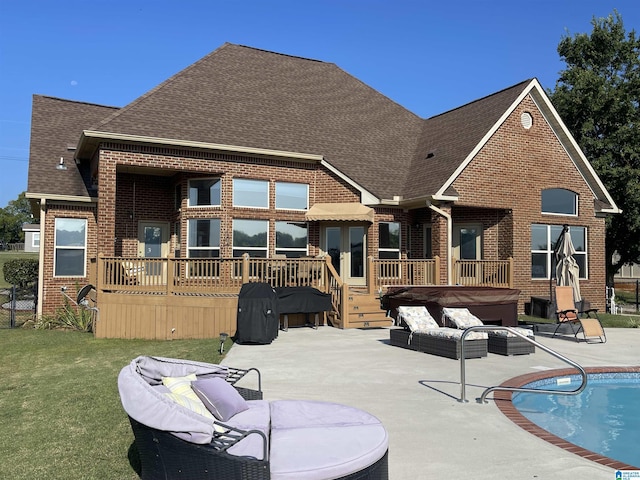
left=0, top=192, right=35, bottom=245
left=550, top=11, right=640, bottom=281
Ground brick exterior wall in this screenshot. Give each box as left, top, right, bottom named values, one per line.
left=37, top=93, right=609, bottom=316
left=449, top=95, right=607, bottom=311
left=40, top=202, right=98, bottom=316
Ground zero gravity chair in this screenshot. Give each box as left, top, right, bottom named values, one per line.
left=553, top=286, right=606, bottom=343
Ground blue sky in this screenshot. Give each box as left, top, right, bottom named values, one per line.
left=0, top=0, right=638, bottom=210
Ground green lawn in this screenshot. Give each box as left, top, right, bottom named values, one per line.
left=0, top=330, right=227, bottom=480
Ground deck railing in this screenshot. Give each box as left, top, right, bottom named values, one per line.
left=372, top=257, right=440, bottom=290
left=97, top=255, right=513, bottom=295
left=452, top=258, right=513, bottom=288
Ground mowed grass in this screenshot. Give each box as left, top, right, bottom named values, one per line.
left=0, top=329, right=225, bottom=480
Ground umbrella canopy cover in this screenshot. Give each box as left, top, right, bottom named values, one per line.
left=555, top=227, right=582, bottom=303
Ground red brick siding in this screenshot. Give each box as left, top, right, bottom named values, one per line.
left=451, top=95, right=606, bottom=310
left=40, top=203, right=97, bottom=316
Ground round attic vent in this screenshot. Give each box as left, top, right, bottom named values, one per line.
left=521, top=112, right=533, bottom=129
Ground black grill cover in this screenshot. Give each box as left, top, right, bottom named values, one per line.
left=275, top=286, right=332, bottom=314
left=236, top=283, right=279, bottom=344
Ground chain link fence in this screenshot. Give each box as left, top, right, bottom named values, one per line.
left=0, top=285, right=37, bottom=328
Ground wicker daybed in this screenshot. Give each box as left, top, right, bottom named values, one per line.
left=389, top=306, right=488, bottom=359
left=118, top=356, right=389, bottom=480
left=441, top=307, right=535, bottom=356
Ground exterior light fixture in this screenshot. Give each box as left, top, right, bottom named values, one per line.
left=219, top=332, right=229, bottom=354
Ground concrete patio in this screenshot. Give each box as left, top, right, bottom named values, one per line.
left=223, top=324, right=640, bottom=479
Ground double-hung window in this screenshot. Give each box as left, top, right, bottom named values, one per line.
left=531, top=224, right=587, bottom=279
left=188, top=178, right=221, bottom=207
left=275, top=221, right=308, bottom=257
left=378, top=222, right=400, bottom=259
left=54, top=218, right=87, bottom=277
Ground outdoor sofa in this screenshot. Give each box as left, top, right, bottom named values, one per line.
left=441, top=307, right=535, bottom=356
left=389, top=306, right=488, bottom=359
left=118, top=356, right=389, bottom=480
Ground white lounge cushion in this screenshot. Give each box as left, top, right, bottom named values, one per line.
left=488, top=327, right=534, bottom=338
left=442, top=307, right=484, bottom=329
left=397, top=305, right=439, bottom=331
left=269, top=400, right=388, bottom=480
left=225, top=400, right=271, bottom=460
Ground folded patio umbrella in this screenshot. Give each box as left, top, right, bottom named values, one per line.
left=554, top=225, right=581, bottom=303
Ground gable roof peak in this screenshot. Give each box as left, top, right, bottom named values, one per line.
left=427, top=78, right=535, bottom=121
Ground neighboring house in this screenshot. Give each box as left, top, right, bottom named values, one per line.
left=22, top=224, right=41, bottom=253
left=26, top=43, right=619, bottom=339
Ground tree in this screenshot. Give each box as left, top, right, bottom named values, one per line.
left=0, top=192, right=36, bottom=245
left=550, top=10, right=640, bottom=283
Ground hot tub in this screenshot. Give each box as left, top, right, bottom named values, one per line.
left=382, top=286, right=520, bottom=327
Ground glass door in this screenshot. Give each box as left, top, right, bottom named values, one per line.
left=452, top=224, right=482, bottom=283
left=138, top=222, right=169, bottom=281
left=323, top=225, right=366, bottom=286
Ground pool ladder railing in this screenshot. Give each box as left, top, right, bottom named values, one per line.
left=458, top=325, right=587, bottom=404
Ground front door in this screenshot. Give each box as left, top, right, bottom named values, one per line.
left=324, top=225, right=366, bottom=286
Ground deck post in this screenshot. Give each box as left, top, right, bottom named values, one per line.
left=366, top=256, right=375, bottom=294
left=508, top=257, right=514, bottom=289
left=434, top=255, right=440, bottom=285
left=242, top=253, right=250, bottom=285
left=97, top=253, right=104, bottom=292
left=167, top=255, right=174, bottom=295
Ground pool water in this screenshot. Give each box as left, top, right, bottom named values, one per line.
left=512, top=373, right=640, bottom=468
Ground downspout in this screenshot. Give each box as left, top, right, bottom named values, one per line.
left=427, top=202, right=452, bottom=285
left=37, top=198, right=46, bottom=318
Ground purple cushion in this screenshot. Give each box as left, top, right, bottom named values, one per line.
left=191, top=377, right=249, bottom=421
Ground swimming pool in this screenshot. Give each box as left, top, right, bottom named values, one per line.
left=497, top=367, right=640, bottom=470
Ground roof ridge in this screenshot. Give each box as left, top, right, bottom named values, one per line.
left=91, top=43, right=240, bottom=131
left=426, top=79, right=534, bottom=120
left=91, top=43, right=332, bottom=132
left=33, top=94, right=120, bottom=110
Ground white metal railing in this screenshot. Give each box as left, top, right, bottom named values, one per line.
left=457, top=325, right=587, bottom=404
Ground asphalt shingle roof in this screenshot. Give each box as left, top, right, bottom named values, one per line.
left=28, top=95, right=118, bottom=197
left=28, top=44, right=531, bottom=202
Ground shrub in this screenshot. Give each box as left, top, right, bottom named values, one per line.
left=36, top=294, right=94, bottom=332
left=3, top=258, right=39, bottom=288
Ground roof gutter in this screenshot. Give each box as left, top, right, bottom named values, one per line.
left=76, top=130, right=326, bottom=162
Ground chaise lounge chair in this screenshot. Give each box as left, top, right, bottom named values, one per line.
left=441, top=307, right=535, bottom=356
left=553, top=286, right=606, bottom=343
left=389, top=306, right=488, bottom=359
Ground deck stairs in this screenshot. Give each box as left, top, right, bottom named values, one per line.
left=342, top=288, right=393, bottom=329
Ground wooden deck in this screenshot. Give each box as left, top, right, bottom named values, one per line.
left=93, top=254, right=512, bottom=339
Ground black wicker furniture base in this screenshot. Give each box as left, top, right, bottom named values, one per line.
left=389, top=328, right=487, bottom=359
left=487, top=334, right=535, bottom=356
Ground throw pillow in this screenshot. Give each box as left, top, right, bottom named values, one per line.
left=192, top=377, right=249, bottom=422
left=164, top=392, right=215, bottom=420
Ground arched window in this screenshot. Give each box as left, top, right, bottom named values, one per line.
left=541, top=188, right=577, bottom=215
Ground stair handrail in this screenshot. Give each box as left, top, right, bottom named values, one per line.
left=458, top=325, right=587, bottom=404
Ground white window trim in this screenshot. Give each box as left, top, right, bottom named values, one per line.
left=232, top=219, right=269, bottom=256
left=275, top=221, right=308, bottom=256
left=32, top=232, right=40, bottom=248
left=233, top=178, right=269, bottom=209
left=541, top=188, right=578, bottom=217
left=186, top=219, right=220, bottom=257
left=187, top=177, right=222, bottom=208
left=53, top=218, right=87, bottom=277
left=275, top=182, right=309, bottom=211
left=378, top=221, right=401, bottom=259
left=531, top=224, right=588, bottom=280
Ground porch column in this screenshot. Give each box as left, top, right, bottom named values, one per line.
left=97, top=155, right=117, bottom=256
left=429, top=204, right=452, bottom=285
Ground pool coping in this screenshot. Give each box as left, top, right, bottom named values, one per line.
left=495, top=366, right=640, bottom=471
